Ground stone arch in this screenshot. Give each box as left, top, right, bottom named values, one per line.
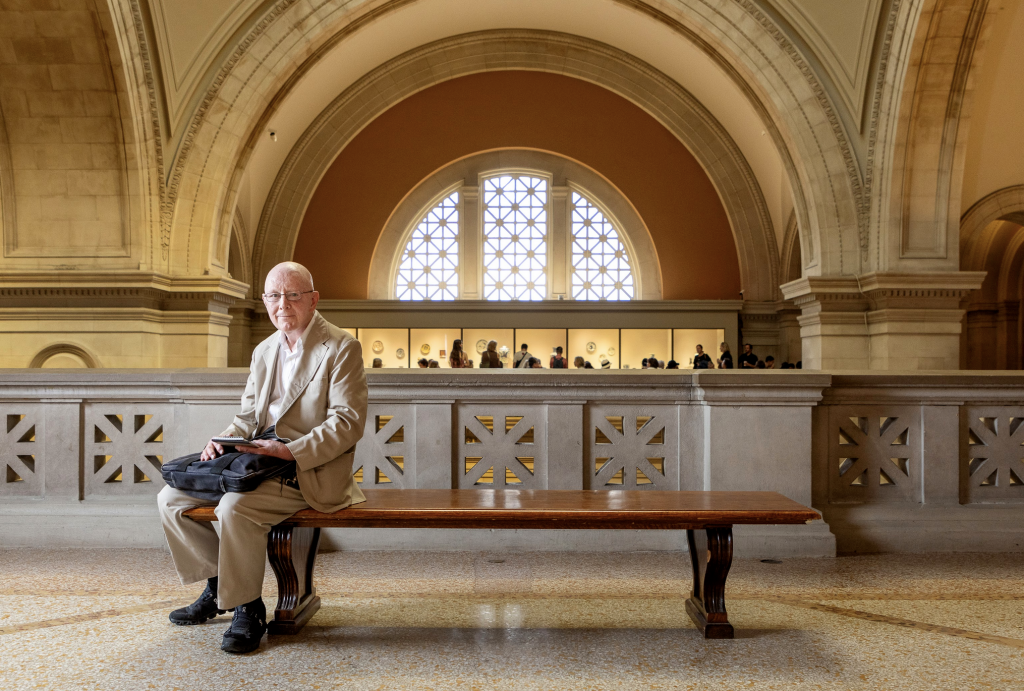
left=29, top=344, right=100, bottom=369
left=228, top=207, right=253, bottom=297
left=780, top=211, right=803, bottom=285
left=960, top=186, right=1024, bottom=369
left=871, top=0, right=996, bottom=272
left=367, top=149, right=663, bottom=300
left=961, top=185, right=1024, bottom=263
left=252, top=31, right=776, bottom=302
left=163, top=0, right=863, bottom=291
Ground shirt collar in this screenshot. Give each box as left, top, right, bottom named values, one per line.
left=278, top=312, right=317, bottom=354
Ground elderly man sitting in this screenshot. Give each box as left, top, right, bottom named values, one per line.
left=157, top=262, right=367, bottom=653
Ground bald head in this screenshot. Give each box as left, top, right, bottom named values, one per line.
left=263, top=262, right=319, bottom=345
left=265, top=262, right=314, bottom=293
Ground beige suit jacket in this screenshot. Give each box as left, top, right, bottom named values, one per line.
left=220, top=311, right=367, bottom=513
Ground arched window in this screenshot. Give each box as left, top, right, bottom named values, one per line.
left=383, top=156, right=654, bottom=301
left=482, top=174, right=548, bottom=301
left=570, top=191, right=634, bottom=300
left=395, top=191, right=459, bottom=301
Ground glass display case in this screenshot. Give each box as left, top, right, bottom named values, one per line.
left=356, top=328, right=409, bottom=368
left=515, top=329, right=568, bottom=368
left=568, top=328, right=619, bottom=368
left=409, top=328, right=463, bottom=367
left=673, top=329, right=726, bottom=369
left=462, top=328, right=514, bottom=367
left=620, top=329, right=672, bottom=369
left=351, top=326, right=731, bottom=369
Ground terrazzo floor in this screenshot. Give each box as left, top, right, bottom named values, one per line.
left=2, top=549, right=1023, bottom=690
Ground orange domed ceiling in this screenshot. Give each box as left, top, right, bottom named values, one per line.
left=293, top=70, right=741, bottom=300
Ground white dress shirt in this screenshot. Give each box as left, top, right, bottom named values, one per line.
left=267, top=317, right=316, bottom=425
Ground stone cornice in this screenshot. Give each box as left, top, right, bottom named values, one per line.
left=0, top=272, right=247, bottom=312
left=316, top=299, right=744, bottom=313
left=0, top=271, right=248, bottom=296
left=782, top=272, right=985, bottom=306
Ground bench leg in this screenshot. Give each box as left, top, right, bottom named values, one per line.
left=266, top=525, right=321, bottom=634
left=685, top=526, right=734, bottom=639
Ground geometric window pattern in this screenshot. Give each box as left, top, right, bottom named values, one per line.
left=1, top=410, right=41, bottom=496
left=396, top=191, right=459, bottom=301
left=353, top=408, right=408, bottom=488
left=482, top=175, right=547, bottom=301
left=570, top=191, right=634, bottom=301
left=961, top=412, right=1024, bottom=503
left=830, top=411, right=918, bottom=503
left=84, top=407, right=167, bottom=496
left=591, top=412, right=668, bottom=490
left=459, top=408, right=543, bottom=489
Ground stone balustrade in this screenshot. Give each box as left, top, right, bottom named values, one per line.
left=2, top=370, right=1022, bottom=557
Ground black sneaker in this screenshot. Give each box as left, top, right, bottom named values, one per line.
left=221, top=597, right=267, bottom=654
left=169, top=581, right=225, bottom=625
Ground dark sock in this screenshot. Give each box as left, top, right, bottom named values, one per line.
left=207, top=576, right=218, bottom=596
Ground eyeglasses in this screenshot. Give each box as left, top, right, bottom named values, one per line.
left=262, top=290, right=314, bottom=303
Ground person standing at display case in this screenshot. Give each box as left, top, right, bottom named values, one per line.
left=479, top=341, right=502, bottom=368
left=449, top=339, right=468, bottom=368
left=550, top=347, right=567, bottom=369
left=739, top=343, right=758, bottom=368
left=514, top=343, right=532, bottom=368
left=717, top=343, right=734, bottom=369
left=574, top=356, right=585, bottom=369
left=693, top=345, right=713, bottom=369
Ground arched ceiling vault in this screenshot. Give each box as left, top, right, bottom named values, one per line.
left=114, top=0, right=918, bottom=285
left=251, top=32, right=780, bottom=302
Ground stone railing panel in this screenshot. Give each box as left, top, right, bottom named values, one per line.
left=960, top=407, right=1024, bottom=504
left=457, top=405, right=547, bottom=489
left=84, top=403, right=174, bottom=496
left=826, top=405, right=922, bottom=504
left=355, top=404, right=413, bottom=489
left=585, top=404, right=678, bottom=490
left=1, top=404, right=43, bottom=497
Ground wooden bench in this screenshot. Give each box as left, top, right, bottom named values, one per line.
left=183, top=489, right=819, bottom=639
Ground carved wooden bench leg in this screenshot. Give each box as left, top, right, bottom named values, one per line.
left=267, top=525, right=321, bottom=634
left=685, top=525, right=735, bottom=639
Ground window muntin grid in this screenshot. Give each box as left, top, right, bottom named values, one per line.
left=482, top=175, right=548, bottom=301
left=570, top=191, right=634, bottom=301
left=395, top=191, right=459, bottom=301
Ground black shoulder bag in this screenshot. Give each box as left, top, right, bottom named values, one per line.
left=160, top=427, right=295, bottom=500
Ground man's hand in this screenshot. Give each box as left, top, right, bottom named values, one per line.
left=200, top=440, right=224, bottom=461
left=235, top=439, right=295, bottom=461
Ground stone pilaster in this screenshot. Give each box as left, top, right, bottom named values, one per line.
left=782, top=272, right=985, bottom=370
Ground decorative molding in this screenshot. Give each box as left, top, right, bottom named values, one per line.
left=735, top=0, right=865, bottom=267
left=108, top=0, right=167, bottom=264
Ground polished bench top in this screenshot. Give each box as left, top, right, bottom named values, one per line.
left=184, top=489, right=820, bottom=530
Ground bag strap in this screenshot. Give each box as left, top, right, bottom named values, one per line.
left=176, top=455, right=199, bottom=472
left=210, top=454, right=237, bottom=476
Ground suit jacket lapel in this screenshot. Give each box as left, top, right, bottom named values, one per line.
left=275, top=315, right=329, bottom=421
left=255, top=345, right=278, bottom=431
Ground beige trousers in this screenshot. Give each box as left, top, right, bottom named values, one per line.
left=157, top=479, right=309, bottom=609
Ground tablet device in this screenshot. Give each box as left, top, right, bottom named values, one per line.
left=211, top=436, right=256, bottom=446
